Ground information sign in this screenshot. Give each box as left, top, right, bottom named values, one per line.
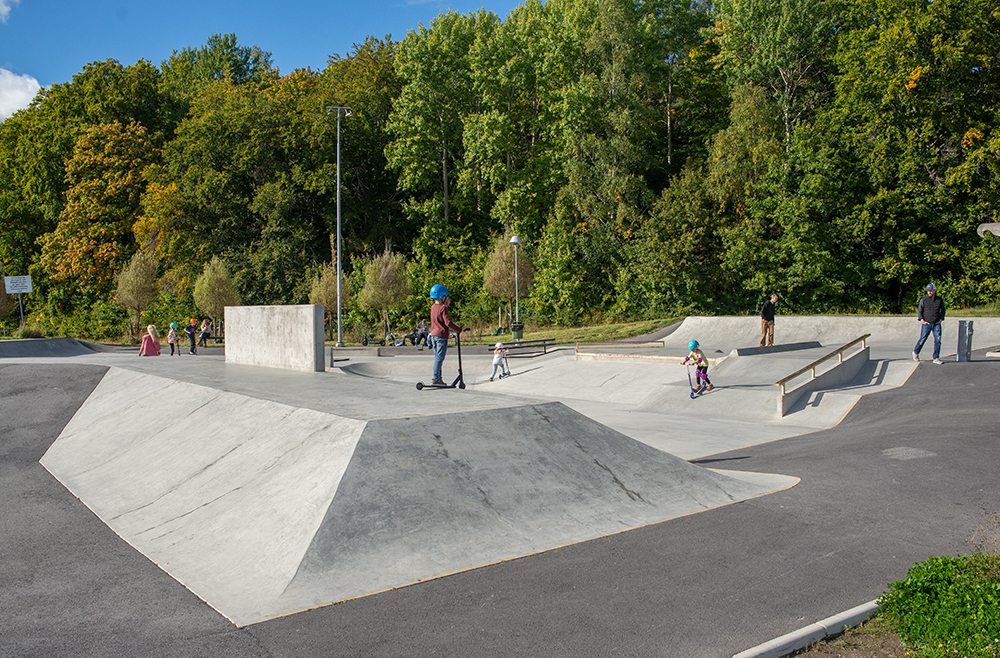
left=4, top=275, right=32, bottom=294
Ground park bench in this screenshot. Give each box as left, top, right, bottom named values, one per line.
left=496, top=337, right=556, bottom=355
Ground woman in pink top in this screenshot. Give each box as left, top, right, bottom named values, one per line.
left=139, top=324, right=161, bottom=356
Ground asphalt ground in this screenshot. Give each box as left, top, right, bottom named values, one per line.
left=2, top=355, right=998, bottom=657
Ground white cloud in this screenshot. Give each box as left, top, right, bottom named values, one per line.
left=0, top=0, right=20, bottom=23
left=0, top=68, right=41, bottom=120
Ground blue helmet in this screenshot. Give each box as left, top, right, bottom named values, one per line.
left=429, top=284, right=450, bottom=299
left=688, top=339, right=699, bottom=350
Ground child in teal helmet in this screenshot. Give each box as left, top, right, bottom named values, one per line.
left=429, top=285, right=468, bottom=385
left=167, top=322, right=180, bottom=356
left=682, top=339, right=713, bottom=392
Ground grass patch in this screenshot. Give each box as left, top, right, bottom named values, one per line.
left=878, top=513, right=1000, bottom=657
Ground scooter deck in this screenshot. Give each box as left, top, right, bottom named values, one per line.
left=415, top=380, right=464, bottom=390
left=416, top=331, right=466, bottom=391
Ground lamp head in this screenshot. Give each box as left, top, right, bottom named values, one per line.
left=509, top=235, right=522, bottom=245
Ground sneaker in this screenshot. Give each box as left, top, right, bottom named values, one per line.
left=431, top=379, right=446, bottom=386
left=489, top=377, right=494, bottom=382
left=912, top=352, right=919, bottom=361
left=933, top=358, right=943, bottom=365
left=706, top=384, right=713, bottom=391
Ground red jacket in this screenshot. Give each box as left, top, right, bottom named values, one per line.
left=430, top=303, right=462, bottom=338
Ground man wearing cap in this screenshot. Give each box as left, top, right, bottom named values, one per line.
left=913, top=284, right=945, bottom=364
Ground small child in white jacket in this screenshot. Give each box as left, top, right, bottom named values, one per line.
left=489, top=342, right=509, bottom=381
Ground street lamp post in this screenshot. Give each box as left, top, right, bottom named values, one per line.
left=509, top=235, right=522, bottom=327
left=327, top=106, right=351, bottom=347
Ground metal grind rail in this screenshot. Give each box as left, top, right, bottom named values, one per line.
left=774, top=334, right=871, bottom=395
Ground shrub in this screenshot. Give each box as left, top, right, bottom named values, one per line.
left=880, top=513, right=1000, bottom=657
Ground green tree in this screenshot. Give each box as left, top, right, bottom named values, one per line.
left=358, top=248, right=412, bottom=337
left=160, top=33, right=273, bottom=101
left=386, top=10, right=489, bottom=268
left=830, top=0, right=1000, bottom=309
left=712, top=0, right=838, bottom=151
left=193, top=256, right=241, bottom=331
left=309, top=263, right=351, bottom=340
left=483, top=233, right=535, bottom=328
left=164, top=70, right=335, bottom=304
left=321, top=36, right=407, bottom=255
left=37, top=120, right=159, bottom=302
left=115, top=249, right=159, bottom=338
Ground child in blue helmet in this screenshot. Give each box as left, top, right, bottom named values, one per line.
left=682, top=339, right=713, bottom=392
left=429, top=284, right=468, bottom=385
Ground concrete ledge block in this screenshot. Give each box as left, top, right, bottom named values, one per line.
left=225, top=304, right=325, bottom=372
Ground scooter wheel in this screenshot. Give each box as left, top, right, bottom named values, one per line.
left=459, top=382, right=466, bottom=390
left=416, top=382, right=424, bottom=390
left=362, top=338, right=368, bottom=346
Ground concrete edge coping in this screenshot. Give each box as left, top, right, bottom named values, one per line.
left=732, top=341, right=823, bottom=357
left=574, top=352, right=719, bottom=367
left=731, top=599, right=881, bottom=658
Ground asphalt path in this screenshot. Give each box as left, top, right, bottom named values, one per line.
left=2, top=356, right=998, bottom=657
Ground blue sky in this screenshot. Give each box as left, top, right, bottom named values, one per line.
left=0, top=0, right=525, bottom=119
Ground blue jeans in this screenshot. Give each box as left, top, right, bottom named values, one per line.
left=431, top=335, right=448, bottom=382
left=914, top=322, right=942, bottom=359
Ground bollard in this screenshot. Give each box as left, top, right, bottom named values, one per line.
left=957, top=320, right=974, bottom=362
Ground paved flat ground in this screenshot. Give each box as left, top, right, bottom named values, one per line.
left=2, top=318, right=999, bottom=656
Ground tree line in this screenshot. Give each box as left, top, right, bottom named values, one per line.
left=1, top=0, right=998, bottom=340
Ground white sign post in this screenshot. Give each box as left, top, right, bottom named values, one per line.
left=4, top=275, right=32, bottom=327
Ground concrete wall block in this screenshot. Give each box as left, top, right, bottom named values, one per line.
left=225, top=305, right=325, bottom=372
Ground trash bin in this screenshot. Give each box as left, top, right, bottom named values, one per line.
left=957, top=320, right=974, bottom=362
left=511, top=323, right=524, bottom=340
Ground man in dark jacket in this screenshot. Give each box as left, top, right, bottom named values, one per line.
left=913, top=283, right=945, bottom=364
left=760, top=293, right=778, bottom=347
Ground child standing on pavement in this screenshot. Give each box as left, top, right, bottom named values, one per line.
left=185, top=318, right=198, bottom=355
left=682, top=339, right=713, bottom=392
left=167, top=322, right=179, bottom=356
left=428, top=284, right=468, bottom=385
left=489, top=342, right=508, bottom=381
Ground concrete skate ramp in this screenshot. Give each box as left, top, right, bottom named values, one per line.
left=665, top=316, right=1000, bottom=350
left=41, top=367, right=796, bottom=626
left=345, top=356, right=681, bottom=405
left=633, top=348, right=851, bottom=420
left=0, top=337, right=96, bottom=358
left=276, top=403, right=795, bottom=617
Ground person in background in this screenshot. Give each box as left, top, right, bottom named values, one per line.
left=913, top=283, right=946, bottom=365
left=760, top=293, right=778, bottom=347
left=139, top=325, right=161, bottom=356
left=198, top=319, right=212, bottom=347
left=185, top=318, right=198, bottom=355
left=167, top=322, right=179, bottom=356
left=413, top=318, right=430, bottom=349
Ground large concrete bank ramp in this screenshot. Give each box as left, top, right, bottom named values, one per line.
left=663, top=315, right=1000, bottom=350
left=41, top=367, right=795, bottom=627
left=0, top=337, right=96, bottom=358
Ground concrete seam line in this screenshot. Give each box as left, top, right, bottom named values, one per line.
left=731, top=600, right=881, bottom=658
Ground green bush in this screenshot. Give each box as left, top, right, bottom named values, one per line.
left=880, top=554, right=1000, bottom=656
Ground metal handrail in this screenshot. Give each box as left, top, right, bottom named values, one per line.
left=774, top=334, right=871, bottom=395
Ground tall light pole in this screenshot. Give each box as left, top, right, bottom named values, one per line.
left=327, top=106, right=351, bottom=347
left=509, top=235, right=522, bottom=327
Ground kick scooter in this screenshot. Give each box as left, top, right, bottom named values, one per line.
left=416, top=331, right=467, bottom=390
